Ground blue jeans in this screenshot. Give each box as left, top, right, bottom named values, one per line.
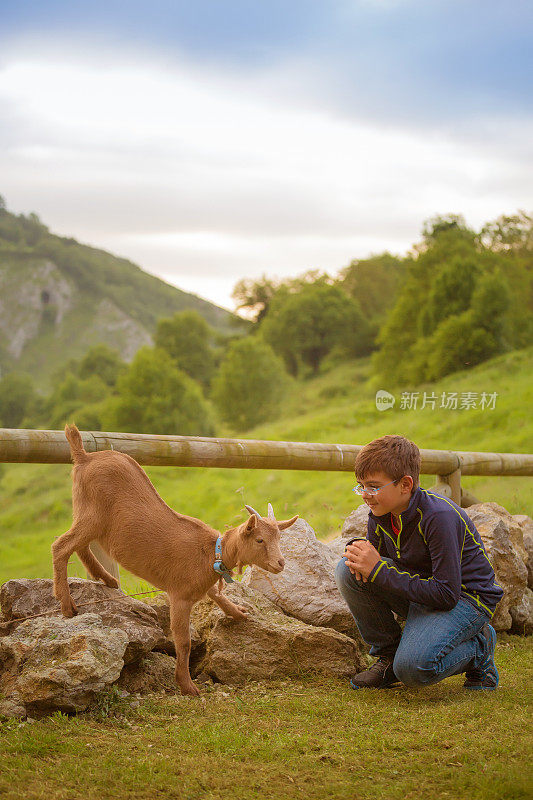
left=335, top=557, right=492, bottom=687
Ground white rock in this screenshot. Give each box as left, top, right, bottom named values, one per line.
left=242, top=517, right=360, bottom=638
left=0, top=614, right=128, bottom=717
left=192, top=583, right=365, bottom=684
left=513, top=514, right=533, bottom=590
left=0, top=578, right=166, bottom=664
left=341, top=504, right=371, bottom=540
left=467, top=503, right=532, bottom=633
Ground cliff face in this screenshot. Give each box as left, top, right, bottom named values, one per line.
left=0, top=205, right=237, bottom=388
left=0, top=252, right=189, bottom=387
left=0, top=259, right=75, bottom=360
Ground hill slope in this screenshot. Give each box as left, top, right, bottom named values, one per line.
left=0, top=203, right=239, bottom=387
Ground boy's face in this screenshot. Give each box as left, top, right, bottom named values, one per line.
left=357, top=471, right=414, bottom=517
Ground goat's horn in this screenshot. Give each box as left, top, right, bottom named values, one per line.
left=267, top=503, right=275, bottom=519
left=244, top=504, right=262, bottom=518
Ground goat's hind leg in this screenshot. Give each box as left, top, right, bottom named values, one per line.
left=52, top=522, right=96, bottom=617
left=77, top=546, right=120, bottom=588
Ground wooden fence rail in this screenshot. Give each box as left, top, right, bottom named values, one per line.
left=2, top=428, right=531, bottom=585
left=1, top=427, right=532, bottom=493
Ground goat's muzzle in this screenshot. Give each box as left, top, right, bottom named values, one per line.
left=266, top=557, right=285, bottom=574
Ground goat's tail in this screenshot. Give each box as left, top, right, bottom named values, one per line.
left=64, top=424, right=88, bottom=463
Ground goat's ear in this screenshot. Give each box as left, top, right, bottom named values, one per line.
left=243, top=514, right=257, bottom=534
left=277, top=515, right=299, bottom=531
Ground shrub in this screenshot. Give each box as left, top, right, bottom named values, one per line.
left=103, top=347, right=215, bottom=435
left=212, top=338, right=288, bottom=430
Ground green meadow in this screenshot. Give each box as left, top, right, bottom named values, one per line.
left=0, top=637, right=531, bottom=800
left=0, top=347, right=532, bottom=800
left=0, top=345, right=531, bottom=591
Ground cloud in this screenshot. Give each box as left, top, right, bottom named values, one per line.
left=2, top=1, right=532, bottom=126
left=0, top=44, right=531, bottom=308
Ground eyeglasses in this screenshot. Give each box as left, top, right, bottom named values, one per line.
left=352, top=479, right=399, bottom=496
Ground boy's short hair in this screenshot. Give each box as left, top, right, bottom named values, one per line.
left=354, top=434, right=421, bottom=490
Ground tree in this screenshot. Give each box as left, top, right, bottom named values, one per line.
left=231, top=270, right=333, bottom=324
left=231, top=275, right=280, bottom=323
left=424, top=311, right=500, bottom=381
left=78, top=344, right=126, bottom=387
left=212, top=338, right=288, bottom=430
left=155, top=311, right=215, bottom=389
left=479, top=213, right=533, bottom=348
left=470, top=269, right=511, bottom=343
left=371, top=261, right=427, bottom=385
left=262, top=282, right=371, bottom=376
left=420, top=256, right=480, bottom=335
left=403, top=269, right=511, bottom=384
left=417, top=214, right=475, bottom=253
left=340, top=253, right=405, bottom=348
left=479, top=211, right=533, bottom=253
left=373, top=216, right=485, bottom=384
left=103, top=347, right=214, bottom=435
left=47, top=373, right=110, bottom=429
left=0, top=373, right=35, bottom=428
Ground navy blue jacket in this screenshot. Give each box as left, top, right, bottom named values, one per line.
left=361, top=488, right=503, bottom=616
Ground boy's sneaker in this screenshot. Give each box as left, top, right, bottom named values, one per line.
left=350, top=657, right=400, bottom=689
left=464, top=623, right=499, bottom=690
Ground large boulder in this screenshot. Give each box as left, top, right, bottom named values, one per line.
left=326, top=536, right=349, bottom=560
left=325, top=505, right=371, bottom=558
left=327, top=505, right=370, bottom=559
left=0, top=578, right=166, bottom=664
left=115, top=652, right=177, bottom=695
left=467, top=503, right=532, bottom=634
left=0, top=613, right=128, bottom=718
left=340, top=504, right=371, bottom=540
left=191, top=582, right=365, bottom=685
left=513, top=514, right=533, bottom=590
left=477, top=503, right=529, bottom=563
left=242, top=518, right=360, bottom=638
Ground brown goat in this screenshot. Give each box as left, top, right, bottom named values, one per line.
left=52, top=425, right=298, bottom=696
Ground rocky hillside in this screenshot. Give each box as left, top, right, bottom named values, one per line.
left=0, top=201, right=238, bottom=388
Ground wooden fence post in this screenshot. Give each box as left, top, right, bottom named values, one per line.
left=439, top=468, right=462, bottom=506
left=429, top=479, right=452, bottom=499
left=460, top=488, right=481, bottom=508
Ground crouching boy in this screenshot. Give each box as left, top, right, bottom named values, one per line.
left=335, top=435, right=503, bottom=691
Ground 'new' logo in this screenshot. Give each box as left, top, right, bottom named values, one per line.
left=375, top=390, right=395, bottom=411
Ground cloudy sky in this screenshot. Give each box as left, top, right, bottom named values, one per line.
left=1, top=1, right=532, bottom=310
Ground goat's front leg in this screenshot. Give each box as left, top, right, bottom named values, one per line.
left=207, top=585, right=249, bottom=621
left=168, top=594, right=199, bottom=696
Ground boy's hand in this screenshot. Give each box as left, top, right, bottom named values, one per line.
left=344, top=540, right=381, bottom=582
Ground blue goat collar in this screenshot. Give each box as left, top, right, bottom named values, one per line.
left=214, top=536, right=234, bottom=583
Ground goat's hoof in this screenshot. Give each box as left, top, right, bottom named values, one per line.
left=231, top=605, right=249, bottom=621
left=179, top=682, right=201, bottom=697
left=61, top=601, right=78, bottom=618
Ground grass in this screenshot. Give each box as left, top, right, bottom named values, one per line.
left=0, top=633, right=531, bottom=800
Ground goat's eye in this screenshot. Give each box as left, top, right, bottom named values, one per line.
left=256, top=538, right=264, bottom=544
